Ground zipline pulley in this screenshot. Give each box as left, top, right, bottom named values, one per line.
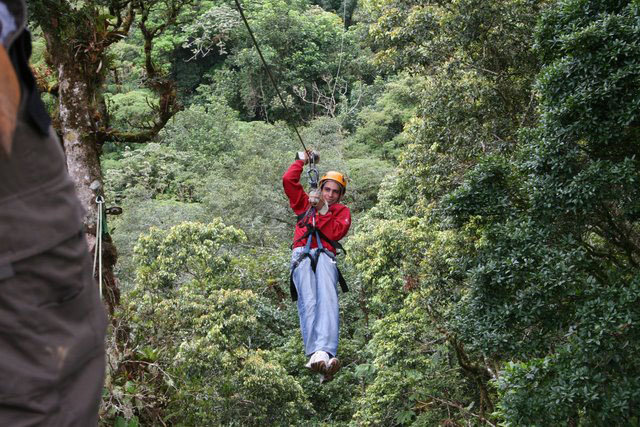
left=308, top=166, right=319, bottom=189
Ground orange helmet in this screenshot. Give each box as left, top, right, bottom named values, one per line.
left=318, top=171, right=347, bottom=194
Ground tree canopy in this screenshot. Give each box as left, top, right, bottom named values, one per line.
left=30, top=0, right=640, bottom=424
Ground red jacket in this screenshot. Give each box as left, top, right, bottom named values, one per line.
left=283, top=160, right=351, bottom=254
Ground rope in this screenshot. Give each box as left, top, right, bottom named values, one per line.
left=331, top=0, right=348, bottom=99
left=233, top=0, right=309, bottom=153
left=93, top=195, right=104, bottom=300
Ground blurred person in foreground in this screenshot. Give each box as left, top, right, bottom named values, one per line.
left=0, top=0, right=107, bottom=424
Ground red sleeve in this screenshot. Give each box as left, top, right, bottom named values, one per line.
left=315, top=204, right=351, bottom=243
left=282, top=160, right=310, bottom=215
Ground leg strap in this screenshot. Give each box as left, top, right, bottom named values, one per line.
left=290, top=253, right=316, bottom=302
left=290, top=234, right=314, bottom=301
left=290, top=247, right=349, bottom=302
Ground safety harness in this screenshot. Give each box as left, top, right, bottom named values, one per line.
left=289, top=206, right=348, bottom=301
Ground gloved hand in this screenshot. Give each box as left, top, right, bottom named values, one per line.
left=309, top=188, right=320, bottom=205
left=309, top=189, right=328, bottom=214
left=295, top=150, right=320, bottom=165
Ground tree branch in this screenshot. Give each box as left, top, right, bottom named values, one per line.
left=450, top=337, right=495, bottom=415
left=426, top=395, right=497, bottom=427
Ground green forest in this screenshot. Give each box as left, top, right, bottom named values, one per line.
left=28, top=0, right=640, bottom=424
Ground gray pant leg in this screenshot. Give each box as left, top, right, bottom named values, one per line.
left=0, top=233, right=107, bottom=426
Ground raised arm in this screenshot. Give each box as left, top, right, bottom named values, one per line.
left=282, top=159, right=310, bottom=215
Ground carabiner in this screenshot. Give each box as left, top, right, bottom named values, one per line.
left=307, top=166, right=319, bottom=189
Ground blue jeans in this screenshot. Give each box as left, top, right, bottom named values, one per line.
left=291, top=247, right=339, bottom=357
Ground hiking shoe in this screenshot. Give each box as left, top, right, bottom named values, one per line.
left=304, top=351, right=330, bottom=374
left=325, top=357, right=341, bottom=377
left=320, top=357, right=341, bottom=383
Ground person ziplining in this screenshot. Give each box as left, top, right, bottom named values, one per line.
left=233, top=0, right=352, bottom=382
left=283, top=152, right=351, bottom=382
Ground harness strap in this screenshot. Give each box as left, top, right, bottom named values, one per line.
left=290, top=271, right=296, bottom=301
left=316, top=247, right=349, bottom=294
left=290, top=233, right=348, bottom=301
left=290, top=233, right=315, bottom=301
left=289, top=206, right=348, bottom=301
left=289, top=256, right=349, bottom=301
left=291, top=222, right=346, bottom=255
left=337, top=266, right=348, bottom=293
left=315, top=230, right=324, bottom=250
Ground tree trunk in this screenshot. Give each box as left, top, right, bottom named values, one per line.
left=34, top=0, right=182, bottom=318
left=56, top=61, right=120, bottom=315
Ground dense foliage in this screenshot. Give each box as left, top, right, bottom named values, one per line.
left=31, top=0, right=640, bottom=424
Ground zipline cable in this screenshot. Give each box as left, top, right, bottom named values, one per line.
left=331, top=0, right=348, bottom=99
left=233, top=0, right=309, bottom=154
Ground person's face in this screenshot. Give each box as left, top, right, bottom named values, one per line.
left=322, top=180, right=343, bottom=205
